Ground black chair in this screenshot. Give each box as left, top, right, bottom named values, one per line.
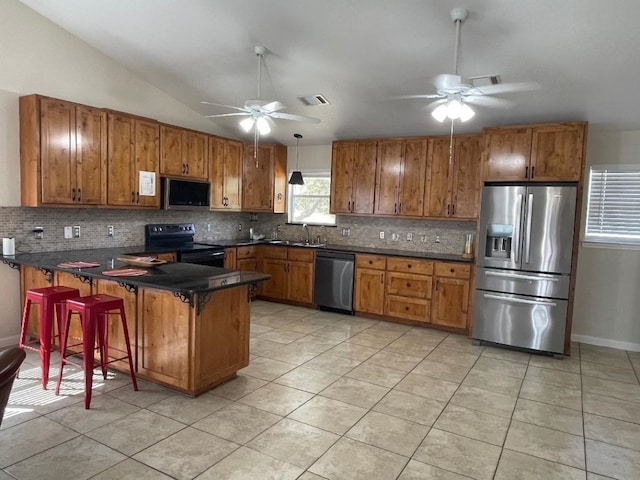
left=0, top=347, right=26, bottom=427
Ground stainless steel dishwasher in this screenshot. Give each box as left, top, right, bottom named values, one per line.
left=314, top=250, right=355, bottom=314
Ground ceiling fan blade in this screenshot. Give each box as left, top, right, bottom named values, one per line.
left=475, top=81, right=540, bottom=95
left=433, top=74, right=463, bottom=90
left=205, top=112, right=251, bottom=118
left=268, top=111, right=321, bottom=124
left=262, top=101, right=286, bottom=112
left=394, top=93, right=444, bottom=100
left=464, top=96, right=513, bottom=108
left=200, top=101, right=248, bottom=113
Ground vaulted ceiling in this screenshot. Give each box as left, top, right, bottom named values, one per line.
left=20, top=0, right=640, bottom=145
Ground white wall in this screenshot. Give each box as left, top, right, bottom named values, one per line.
left=572, top=129, right=640, bottom=351
left=0, top=0, right=231, bottom=346
left=286, top=144, right=332, bottom=174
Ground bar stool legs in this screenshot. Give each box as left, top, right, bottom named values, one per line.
left=56, top=294, right=138, bottom=409
left=19, top=286, right=80, bottom=389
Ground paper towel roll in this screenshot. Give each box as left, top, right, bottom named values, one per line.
left=3, top=237, right=15, bottom=256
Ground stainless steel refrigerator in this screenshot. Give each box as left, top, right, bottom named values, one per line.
left=472, top=184, right=577, bottom=354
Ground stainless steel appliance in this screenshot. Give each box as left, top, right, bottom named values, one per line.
left=144, top=223, right=225, bottom=267
left=161, top=177, right=211, bottom=211
left=314, top=250, right=355, bottom=314
left=472, top=184, right=577, bottom=354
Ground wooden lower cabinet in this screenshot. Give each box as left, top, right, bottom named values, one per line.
left=224, top=248, right=237, bottom=269
left=137, top=284, right=250, bottom=395
left=259, top=247, right=314, bottom=305
left=354, top=263, right=386, bottom=315
left=431, top=263, right=471, bottom=330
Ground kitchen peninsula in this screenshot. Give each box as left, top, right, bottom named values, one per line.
left=2, top=247, right=270, bottom=396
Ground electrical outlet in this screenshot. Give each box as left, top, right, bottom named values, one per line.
left=73, top=226, right=81, bottom=238
left=64, top=226, right=73, bottom=239
left=407, top=232, right=413, bottom=241
left=435, top=235, right=441, bottom=243
left=392, top=233, right=400, bottom=241
left=207, top=223, right=211, bottom=232
left=341, top=228, right=350, bottom=236
left=34, top=227, right=44, bottom=239
left=107, top=225, right=114, bottom=237
left=379, top=231, right=385, bottom=239
left=420, top=235, right=427, bottom=243
left=238, top=223, right=243, bottom=231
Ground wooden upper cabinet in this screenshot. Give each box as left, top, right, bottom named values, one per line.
left=530, top=123, right=586, bottom=181
left=107, top=112, right=160, bottom=208
left=375, top=138, right=427, bottom=217
left=330, top=140, right=377, bottom=214
left=483, top=122, right=586, bottom=182
left=210, top=137, right=243, bottom=210
left=19, top=95, right=107, bottom=207
left=242, top=143, right=286, bottom=212
left=425, top=135, right=481, bottom=219
left=160, top=125, right=208, bottom=179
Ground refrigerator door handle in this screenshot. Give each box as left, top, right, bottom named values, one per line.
left=524, top=193, right=534, bottom=264
left=483, top=293, right=557, bottom=307
left=485, top=271, right=559, bottom=282
left=513, top=193, right=524, bottom=263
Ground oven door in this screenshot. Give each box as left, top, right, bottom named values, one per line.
left=179, top=249, right=225, bottom=267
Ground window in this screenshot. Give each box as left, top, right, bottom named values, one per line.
left=584, top=164, right=640, bottom=245
left=287, top=172, right=336, bottom=225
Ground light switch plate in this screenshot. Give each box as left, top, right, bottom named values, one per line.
left=64, top=226, right=72, bottom=239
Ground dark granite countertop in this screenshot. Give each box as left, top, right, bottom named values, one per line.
left=206, top=239, right=473, bottom=263
left=1, top=246, right=270, bottom=295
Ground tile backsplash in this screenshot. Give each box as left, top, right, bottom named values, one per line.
left=0, top=207, right=476, bottom=256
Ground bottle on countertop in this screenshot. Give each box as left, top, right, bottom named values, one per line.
left=249, top=227, right=254, bottom=240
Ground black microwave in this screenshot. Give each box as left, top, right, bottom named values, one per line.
left=161, top=177, right=211, bottom=211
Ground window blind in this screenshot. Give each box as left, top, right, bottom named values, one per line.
left=585, top=165, right=640, bottom=244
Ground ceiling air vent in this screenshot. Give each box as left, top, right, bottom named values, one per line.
left=299, top=94, right=330, bottom=106
left=469, top=75, right=501, bottom=87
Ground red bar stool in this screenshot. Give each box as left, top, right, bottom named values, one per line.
left=19, top=286, right=80, bottom=389
left=55, top=294, right=138, bottom=409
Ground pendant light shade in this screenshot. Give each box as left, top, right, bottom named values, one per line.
left=289, top=133, right=304, bottom=185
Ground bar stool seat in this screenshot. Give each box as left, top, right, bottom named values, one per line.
left=56, top=294, right=138, bottom=409
left=19, top=286, right=80, bottom=389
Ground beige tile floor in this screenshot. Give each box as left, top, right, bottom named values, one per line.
left=1, top=300, right=640, bottom=479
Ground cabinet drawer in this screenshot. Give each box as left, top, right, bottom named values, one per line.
left=434, top=262, right=471, bottom=279
left=356, top=254, right=386, bottom=270
left=386, top=272, right=432, bottom=299
left=385, top=295, right=430, bottom=323
left=386, top=257, right=433, bottom=275
left=287, top=247, right=315, bottom=262
left=236, top=246, right=257, bottom=259
left=260, top=245, right=287, bottom=259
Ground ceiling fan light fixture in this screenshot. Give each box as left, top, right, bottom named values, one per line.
left=459, top=102, right=475, bottom=121
left=239, top=117, right=255, bottom=132
left=256, top=116, right=271, bottom=135
left=431, top=104, right=449, bottom=122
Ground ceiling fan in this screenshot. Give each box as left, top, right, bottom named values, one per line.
left=401, top=7, right=538, bottom=122
left=202, top=45, right=320, bottom=160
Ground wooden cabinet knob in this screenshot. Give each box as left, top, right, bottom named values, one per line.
left=404, top=306, right=409, bottom=311
left=368, top=260, right=373, bottom=264
left=450, top=268, right=455, bottom=273
left=407, top=264, right=412, bottom=269
left=406, top=282, right=411, bottom=287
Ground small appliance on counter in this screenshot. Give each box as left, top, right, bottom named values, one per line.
left=472, top=184, right=577, bottom=355
left=2, top=237, right=15, bottom=256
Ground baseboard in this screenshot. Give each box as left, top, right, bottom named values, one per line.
left=0, top=334, right=20, bottom=349
left=571, top=334, right=640, bottom=352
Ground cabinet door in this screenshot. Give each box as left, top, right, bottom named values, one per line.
left=75, top=105, right=107, bottom=205
left=288, top=260, right=314, bottom=304
left=243, top=145, right=273, bottom=211
left=134, top=119, right=160, bottom=207
left=184, top=131, right=208, bottom=179
left=107, top=113, right=136, bottom=206
left=451, top=135, right=481, bottom=219
left=399, top=138, right=427, bottom=216
left=40, top=97, right=76, bottom=204
left=236, top=258, right=258, bottom=272
left=375, top=140, right=402, bottom=215
left=225, top=140, right=243, bottom=210
left=273, top=144, right=287, bottom=214
left=95, top=280, right=137, bottom=371
left=159, top=125, right=183, bottom=177
left=431, top=277, right=469, bottom=329
left=530, top=123, right=585, bottom=181
left=354, top=267, right=385, bottom=315
left=138, top=288, right=191, bottom=389
left=424, top=137, right=452, bottom=217
left=224, top=248, right=237, bottom=269
left=209, top=136, right=227, bottom=209
left=330, top=141, right=355, bottom=214
left=261, top=259, right=288, bottom=299
left=352, top=140, right=378, bottom=214
left=482, top=127, right=533, bottom=181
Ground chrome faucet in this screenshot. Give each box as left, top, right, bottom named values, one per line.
left=302, top=223, right=310, bottom=244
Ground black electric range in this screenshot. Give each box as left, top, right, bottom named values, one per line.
left=144, top=223, right=225, bottom=267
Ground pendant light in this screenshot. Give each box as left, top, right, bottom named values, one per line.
left=288, top=133, right=304, bottom=185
